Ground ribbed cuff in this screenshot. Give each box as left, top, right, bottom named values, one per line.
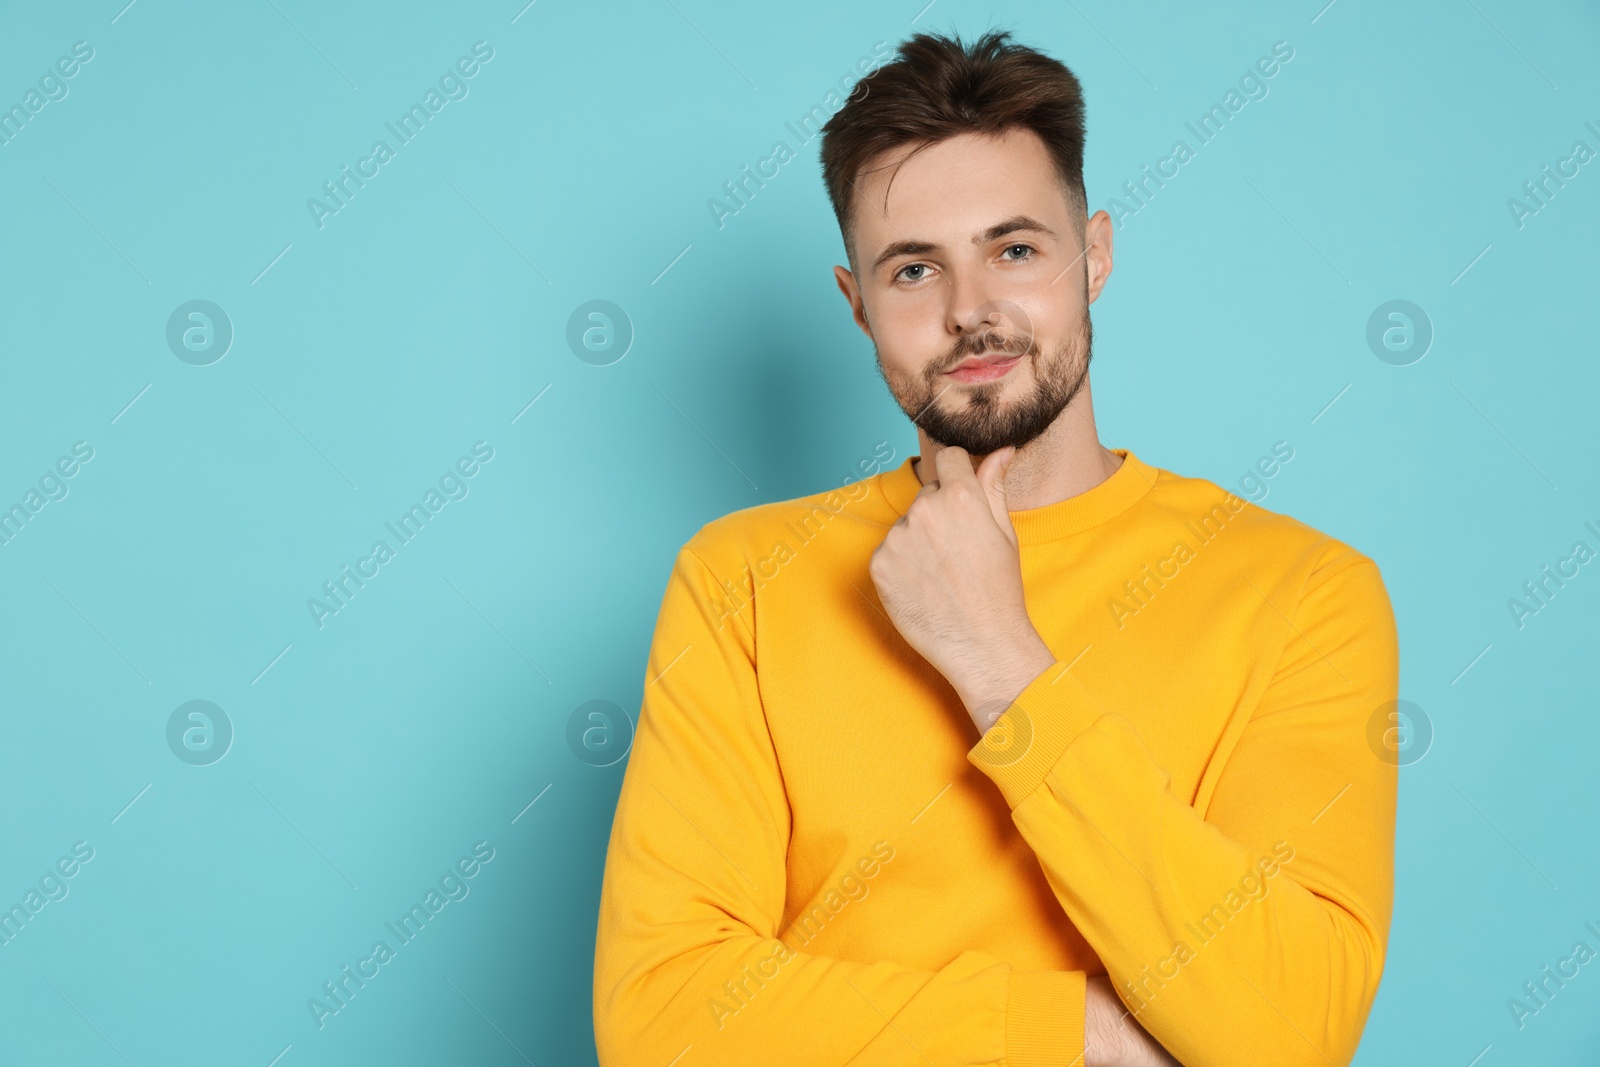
left=967, top=662, right=1110, bottom=810
left=1006, top=968, right=1087, bottom=1067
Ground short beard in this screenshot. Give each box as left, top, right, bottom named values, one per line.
left=877, top=313, right=1093, bottom=456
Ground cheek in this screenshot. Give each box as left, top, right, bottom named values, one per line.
left=1042, top=309, right=1091, bottom=356
left=878, top=349, right=927, bottom=391
left=875, top=315, right=946, bottom=377
left=999, top=289, right=1058, bottom=343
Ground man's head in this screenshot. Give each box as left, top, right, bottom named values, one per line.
left=821, top=30, right=1113, bottom=457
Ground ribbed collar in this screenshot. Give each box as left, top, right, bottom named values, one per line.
left=875, top=448, right=1158, bottom=544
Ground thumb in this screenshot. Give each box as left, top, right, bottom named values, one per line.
left=976, top=446, right=1016, bottom=535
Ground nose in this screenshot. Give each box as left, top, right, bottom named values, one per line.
left=949, top=296, right=1034, bottom=356
left=945, top=268, right=1002, bottom=343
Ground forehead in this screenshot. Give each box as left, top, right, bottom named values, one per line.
left=850, top=128, right=1070, bottom=255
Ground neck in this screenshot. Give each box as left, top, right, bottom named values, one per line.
left=911, top=375, right=1122, bottom=511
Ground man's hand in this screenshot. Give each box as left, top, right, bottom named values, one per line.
left=868, top=445, right=1055, bottom=730
left=1086, top=974, right=1182, bottom=1067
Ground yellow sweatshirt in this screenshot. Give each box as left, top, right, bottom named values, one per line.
left=593, top=448, right=1398, bottom=1066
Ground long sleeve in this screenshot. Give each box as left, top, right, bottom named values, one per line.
left=594, top=544, right=1088, bottom=1066
left=968, top=546, right=1400, bottom=1066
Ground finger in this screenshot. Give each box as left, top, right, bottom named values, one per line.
left=975, top=446, right=1016, bottom=533
left=893, top=481, right=938, bottom=526
left=932, top=445, right=975, bottom=491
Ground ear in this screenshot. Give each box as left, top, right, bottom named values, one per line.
left=1083, top=209, right=1115, bottom=305
left=833, top=264, right=872, bottom=338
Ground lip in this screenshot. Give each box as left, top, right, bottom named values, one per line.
left=944, top=352, right=1023, bottom=383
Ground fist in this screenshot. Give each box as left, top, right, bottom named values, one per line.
left=868, top=445, right=1054, bottom=725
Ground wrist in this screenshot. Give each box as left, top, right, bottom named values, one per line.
left=959, top=629, right=1055, bottom=730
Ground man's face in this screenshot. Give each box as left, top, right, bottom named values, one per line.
left=833, top=127, right=1113, bottom=456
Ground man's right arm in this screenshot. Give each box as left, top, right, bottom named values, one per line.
left=591, top=542, right=1094, bottom=1066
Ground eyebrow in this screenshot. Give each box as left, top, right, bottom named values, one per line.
left=870, top=215, right=1058, bottom=273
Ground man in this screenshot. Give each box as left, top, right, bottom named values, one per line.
left=594, top=28, right=1397, bottom=1067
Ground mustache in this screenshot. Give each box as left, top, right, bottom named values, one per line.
left=930, top=330, right=1038, bottom=379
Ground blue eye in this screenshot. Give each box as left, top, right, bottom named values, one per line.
left=895, top=263, right=929, bottom=283
left=1002, top=243, right=1034, bottom=260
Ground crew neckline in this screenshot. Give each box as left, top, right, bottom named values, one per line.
left=876, top=448, right=1159, bottom=544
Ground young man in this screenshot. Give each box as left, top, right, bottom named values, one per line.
left=594, top=29, right=1397, bottom=1067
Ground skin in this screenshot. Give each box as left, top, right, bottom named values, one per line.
left=834, top=127, right=1179, bottom=1067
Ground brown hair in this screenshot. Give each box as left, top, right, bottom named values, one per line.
left=820, top=29, right=1088, bottom=268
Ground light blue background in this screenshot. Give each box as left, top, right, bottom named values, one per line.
left=2, top=1, right=1597, bottom=1063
